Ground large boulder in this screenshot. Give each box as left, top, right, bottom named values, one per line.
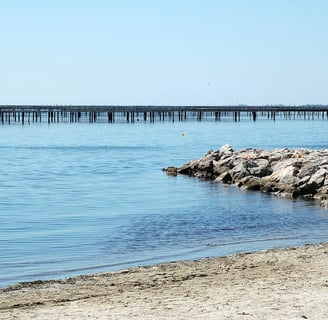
left=246, top=159, right=272, bottom=177
left=218, top=144, right=233, bottom=160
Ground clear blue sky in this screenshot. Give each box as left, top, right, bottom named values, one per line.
left=1, top=0, right=327, bottom=105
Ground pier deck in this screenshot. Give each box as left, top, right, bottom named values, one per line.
left=0, top=105, right=328, bottom=124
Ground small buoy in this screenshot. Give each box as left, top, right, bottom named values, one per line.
left=181, top=132, right=185, bottom=136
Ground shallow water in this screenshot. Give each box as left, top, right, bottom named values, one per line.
left=1, top=119, right=328, bottom=287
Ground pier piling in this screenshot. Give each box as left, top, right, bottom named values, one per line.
left=1, top=105, right=328, bottom=125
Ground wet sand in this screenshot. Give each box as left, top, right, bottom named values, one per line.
left=1, top=242, right=328, bottom=320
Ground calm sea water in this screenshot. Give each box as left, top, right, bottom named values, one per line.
left=1, top=118, right=328, bottom=288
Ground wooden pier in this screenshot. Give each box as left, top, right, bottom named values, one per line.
left=1, top=105, right=328, bottom=125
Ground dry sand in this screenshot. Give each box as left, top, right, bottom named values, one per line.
left=1, top=243, right=328, bottom=320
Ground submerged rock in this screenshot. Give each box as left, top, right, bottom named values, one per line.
left=164, top=167, right=178, bottom=176
left=164, top=145, right=328, bottom=207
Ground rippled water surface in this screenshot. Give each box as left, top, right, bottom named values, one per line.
left=1, top=119, right=328, bottom=287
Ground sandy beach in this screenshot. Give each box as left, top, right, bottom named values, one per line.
left=1, top=243, right=328, bottom=320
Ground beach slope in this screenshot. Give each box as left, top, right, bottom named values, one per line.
left=1, top=243, right=328, bottom=319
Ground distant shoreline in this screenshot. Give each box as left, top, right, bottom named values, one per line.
left=1, top=241, right=328, bottom=319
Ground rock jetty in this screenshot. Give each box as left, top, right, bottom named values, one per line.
left=164, top=145, right=328, bottom=208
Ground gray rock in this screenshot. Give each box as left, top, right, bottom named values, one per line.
left=239, top=176, right=262, bottom=191
left=170, top=145, right=328, bottom=208
left=247, top=159, right=272, bottom=177
left=177, top=163, right=193, bottom=175
left=309, top=168, right=327, bottom=187
left=319, top=185, right=328, bottom=194
left=218, top=144, right=233, bottom=160
left=229, top=163, right=249, bottom=181
left=197, top=159, right=213, bottom=173
left=320, top=199, right=328, bottom=209
left=216, top=171, right=232, bottom=183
